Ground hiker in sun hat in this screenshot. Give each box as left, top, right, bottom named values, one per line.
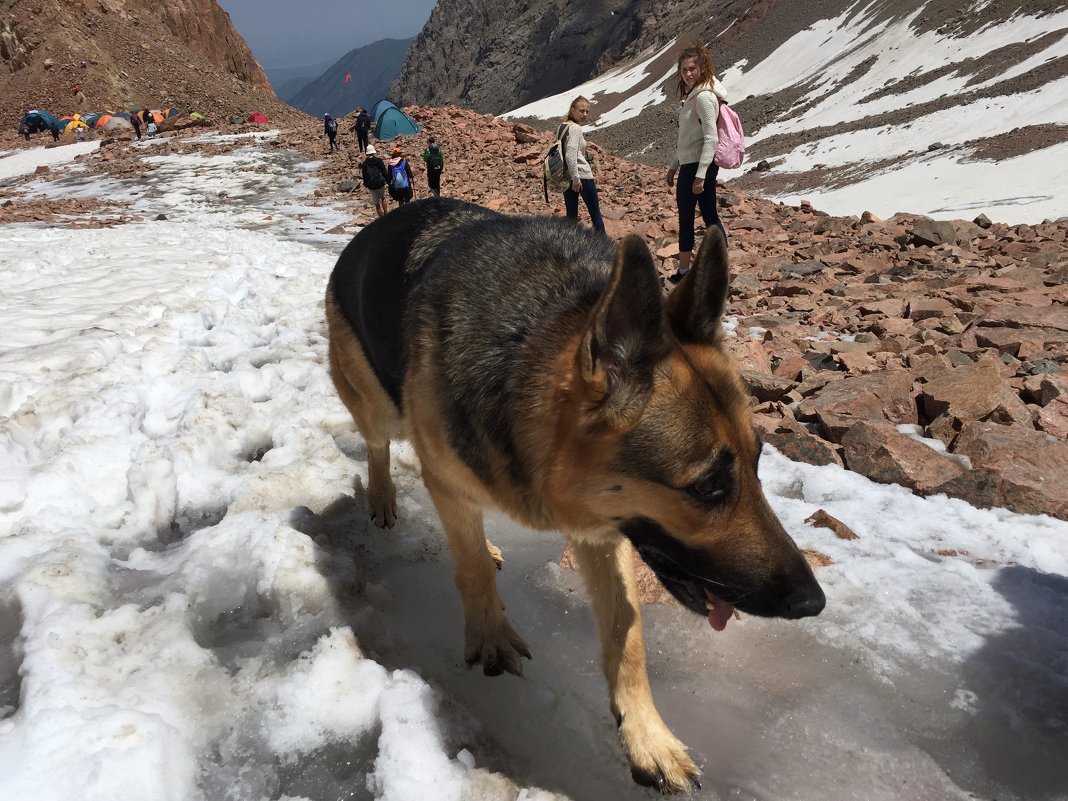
left=360, top=144, right=389, bottom=218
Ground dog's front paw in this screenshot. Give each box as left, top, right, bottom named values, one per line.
left=619, top=711, right=701, bottom=794
left=367, top=482, right=397, bottom=529
left=464, top=617, right=531, bottom=677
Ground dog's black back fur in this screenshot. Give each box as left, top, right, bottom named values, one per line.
left=329, top=199, right=476, bottom=406
left=329, top=198, right=616, bottom=485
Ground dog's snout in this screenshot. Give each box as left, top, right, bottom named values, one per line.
left=781, top=580, right=826, bottom=619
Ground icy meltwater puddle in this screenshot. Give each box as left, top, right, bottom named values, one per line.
left=8, top=130, right=354, bottom=249
left=315, top=489, right=1068, bottom=801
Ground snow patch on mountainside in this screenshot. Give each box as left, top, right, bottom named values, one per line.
left=500, top=1, right=1068, bottom=223
left=501, top=40, right=678, bottom=128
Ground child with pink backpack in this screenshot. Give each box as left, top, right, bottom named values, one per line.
left=665, top=43, right=745, bottom=284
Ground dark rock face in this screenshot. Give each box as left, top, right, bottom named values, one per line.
left=391, top=0, right=1068, bottom=210
left=390, top=0, right=647, bottom=113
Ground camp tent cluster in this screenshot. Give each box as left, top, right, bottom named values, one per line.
left=368, top=99, right=420, bottom=140
left=16, top=107, right=191, bottom=141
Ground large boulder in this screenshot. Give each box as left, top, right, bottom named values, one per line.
left=795, top=370, right=917, bottom=442
left=752, top=414, right=844, bottom=467
left=911, top=218, right=958, bottom=247
left=1037, top=396, right=1068, bottom=439
left=936, top=422, right=1068, bottom=519
left=841, top=421, right=967, bottom=493
left=918, top=362, right=1031, bottom=427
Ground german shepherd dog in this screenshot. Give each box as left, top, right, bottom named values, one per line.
left=325, top=198, right=824, bottom=792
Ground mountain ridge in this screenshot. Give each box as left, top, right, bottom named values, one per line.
left=286, top=38, right=412, bottom=118
left=0, top=0, right=302, bottom=126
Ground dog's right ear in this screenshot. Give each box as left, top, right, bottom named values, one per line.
left=579, top=234, right=667, bottom=426
left=667, top=226, right=730, bottom=345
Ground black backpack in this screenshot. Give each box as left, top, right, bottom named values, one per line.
left=355, top=113, right=370, bottom=133
left=326, top=118, right=338, bottom=135
left=426, top=146, right=444, bottom=172
left=361, top=156, right=386, bottom=189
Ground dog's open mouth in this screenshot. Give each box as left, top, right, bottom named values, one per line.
left=703, top=588, right=737, bottom=632
left=633, top=544, right=739, bottom=632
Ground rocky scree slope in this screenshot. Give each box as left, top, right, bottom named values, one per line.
left=0, top=0, right=303, bottom=133
left=394, top=0, right=1068, bottom=204
left=17, top=101, right=1062, bottom=520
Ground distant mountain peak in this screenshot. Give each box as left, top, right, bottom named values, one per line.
left=285, top=38, right=414, bottom=118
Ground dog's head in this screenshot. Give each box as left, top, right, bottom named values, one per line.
left=550, top=229, right=825, bottom=628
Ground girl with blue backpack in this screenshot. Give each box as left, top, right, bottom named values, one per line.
left=387, top=147, right=416, bottom=205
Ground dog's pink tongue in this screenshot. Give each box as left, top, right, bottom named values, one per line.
left=705, top=592, right=736, bottom=632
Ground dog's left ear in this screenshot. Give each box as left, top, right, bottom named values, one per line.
left=667, top=227, right=730, bottom=344
left=580, top=234, right=667, bottom=426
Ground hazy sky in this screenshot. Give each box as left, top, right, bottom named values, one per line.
left=218, top=0, right=437, bottom=68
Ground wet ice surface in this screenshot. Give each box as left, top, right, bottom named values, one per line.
left=0, top=138, right=1066, bottom=801
left=312, top=498, right=1068, bottom=801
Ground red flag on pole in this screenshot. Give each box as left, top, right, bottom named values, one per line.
left=343, top=70, right=351, bottom=84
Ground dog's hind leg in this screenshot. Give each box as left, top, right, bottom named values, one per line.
left=571, top=537, right=700, bottom=793
left=425, top=476, right=530, bottom=675
left=326, top=306, right=399, bottom=528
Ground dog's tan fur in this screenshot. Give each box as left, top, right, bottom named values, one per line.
left=326, top=202, right=823, bottom=792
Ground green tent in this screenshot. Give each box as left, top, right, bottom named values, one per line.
left=374, top=106, right=421, bottom=140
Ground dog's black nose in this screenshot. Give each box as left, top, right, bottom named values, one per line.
left=782, top=581, right=826, bottom=619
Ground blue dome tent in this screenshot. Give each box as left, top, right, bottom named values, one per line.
left=374, top=105, right=421, bottom=141
left=368, top=99, right=398, bottom=122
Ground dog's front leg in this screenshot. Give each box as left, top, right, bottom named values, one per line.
left=425, top=477, right=531, bottom=676
left=572, top=537, right=700, bottom=793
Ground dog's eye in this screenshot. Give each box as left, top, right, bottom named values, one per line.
left=687, top=471, right=731, bottom=505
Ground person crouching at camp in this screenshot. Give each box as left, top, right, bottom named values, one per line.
left=360, top=145, right=390, bottom=218
left=387, top=146, right=415, bottom=206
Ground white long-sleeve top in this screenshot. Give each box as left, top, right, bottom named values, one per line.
left=672, top=77, right=729, bottom=175
left=561, top=120, right=595, bottom=181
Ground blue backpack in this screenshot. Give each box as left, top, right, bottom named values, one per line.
left=390, top=159, right=410, bottom=190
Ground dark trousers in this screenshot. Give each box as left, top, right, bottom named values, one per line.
left=427, top=169, right=442, bottom=197
left=357, top=130, right=368, bottom=152
left=563, top=178, right=606, bottom=233
left=676, top=162, right=726, bottom=252
left=328, top=132, right=338, bottom=151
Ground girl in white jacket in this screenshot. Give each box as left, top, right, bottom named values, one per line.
left=559, top=96, right=606, bottom=233
left=666, top=44, right=728, bottom=283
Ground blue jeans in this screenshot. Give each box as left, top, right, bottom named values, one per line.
left=564, top=178, right=606, bottom=233
left=676, top=162, right=726, bottom=253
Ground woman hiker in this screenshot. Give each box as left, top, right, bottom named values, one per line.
left=666, top=43, right=729, bottom=284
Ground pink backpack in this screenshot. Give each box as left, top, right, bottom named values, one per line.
left=714, top=102, right=745, bottom=169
